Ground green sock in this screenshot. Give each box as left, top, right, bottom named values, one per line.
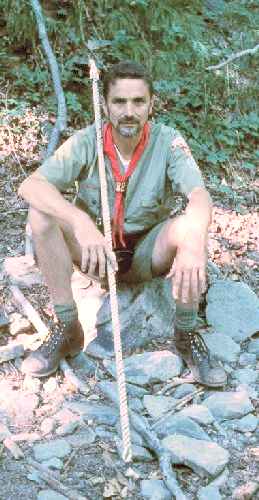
left=175, top=303, right=197, bottom=331
left=54, top=301, right=78, bottom=326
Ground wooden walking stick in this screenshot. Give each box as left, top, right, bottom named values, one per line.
left=89, top=59, right=132, bottom=463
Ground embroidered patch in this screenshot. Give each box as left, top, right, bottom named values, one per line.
left=171, top=137, right=192, bottom=157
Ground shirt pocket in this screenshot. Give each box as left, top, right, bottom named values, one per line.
left=78, top=180, right=100, bottom=216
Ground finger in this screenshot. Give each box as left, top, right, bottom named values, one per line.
left=81, top=248, right=89, bottom=273
left=97, top=246, right=106, bottom=279
left=166, top=260, right=176, bottom=279
left=199, top=267, right=207, bottom=295
left=191, top=268, right=199, bottom=304
left=181, top=270, right=191, bottom=303
left=106, top=249, right=118, bottom=272
left=172, top=269, right=182, bottom=300
left=88, top=246, right=98, bottom=275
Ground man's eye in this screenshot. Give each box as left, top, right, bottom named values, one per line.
left=113, top=99, right=125, bottom=104
left=134, top=98, right=145, bottom=104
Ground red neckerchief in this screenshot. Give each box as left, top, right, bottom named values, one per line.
left=103, top=122, right=150, bottom=248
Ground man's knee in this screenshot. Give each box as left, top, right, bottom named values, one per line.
left=28, top=207, right=57, bottom=236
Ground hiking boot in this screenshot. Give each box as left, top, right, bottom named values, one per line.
left=21, top=319, right=84, bottom=377
left=174, top=329, right=227, bottom=387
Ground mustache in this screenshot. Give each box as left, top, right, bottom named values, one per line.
left=118, top=117, right=140, bottom=124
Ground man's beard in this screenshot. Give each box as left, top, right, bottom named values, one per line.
left=117, top=120, right=141, bottom=138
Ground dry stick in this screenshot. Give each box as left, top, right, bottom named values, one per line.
left=28, top=459, right=88, bottom=500
left=10, top=285, right=48, bottom=340
left=10, top=286, right=89, bottom=395
left=152, top=388, right=204, bottom=431
left=90, top=59, right=132, bottom=464
left=158, top=374, right=195, bottom=395
left=99, top=387, right=187, bottom=500
left=29, top=0, right=67, bottom=157
left=206, top=43, right=259, bottom=71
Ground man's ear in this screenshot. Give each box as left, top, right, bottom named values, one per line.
left=148, top=95, right=155, bottom=117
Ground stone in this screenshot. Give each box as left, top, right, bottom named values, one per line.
left=0, top=343, right=24, bottom=363
left=204, top=390, right=253, bottom=421
left=43, top=377, right=59, bottom=393
left=201, top=331, right=240, bottom=363
left=42, top=457, right=63, bottom=470
left=176, top=404, right=215, bottom=426
left=65, top=401, right=118, bottom=426
left=239, top=352, right=257, bottom=366
left=85, top=278, right=175, bottom=357
left=37, top=490, right=67, bottom=500
left=248, top=339, right=259, bottom=358
left=69, top=352, right=97, bottom=375
left=234, top=368, right=258, bottom=385
left=197, top=485, right=222, bottom=500
left=222, top=414, right=258, bottom=433
left=55, top=420, right=79, bottom=436
left=40, top=418, right=56, bottom=435
left=98, top=381, right=144, bottom=413
left=140, top=479, right=171, bottom=499
left=173, top=383, right=196, bottom=399
left=66, top=429, right=96, bottom=447
left=0, top=307, right=9, bottom=329
left=33, top=439, right=71, bottom=461
left=104, top=351, right=182, bottom=386
left=143, top=395, right=178, bottom=419
left=153, top=414, right=211, bottom=441
left=209, top=468, right=229, bottom=488
left=117, top=440, right=153, bottom=462
left=206, top=280, right=259, bottom=342
left=9, top=313, right=32, bottom=336
left=162, top=434, right=229, bottom=478
left=4, top=255, right=43, bottom=287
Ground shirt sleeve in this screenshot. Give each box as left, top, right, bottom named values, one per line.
left=38, top=128, right=93, bottom=191
left=167, top=129, right=205, bottom=196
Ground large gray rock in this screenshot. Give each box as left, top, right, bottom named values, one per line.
left=197, top=485, right=222, bottom=500
left=104, top=351, right=182, bottom=386
left=204, top=390, right=253, bottom=421
left=65, top=401, right=118, bottom=426
left=143, top=395, right=178, bottom=419
left=86, top=278, right=175, bottom=357
left=201, top=331, right=240, bottom=363
left=38, top=491, right=67, bottom=500
left=206, top=280, right=259, bottom=342
left=153, top=414, right=211, bottom=441
left=222, top=414, right=258, bottom=433
left=176, top=404, right=215, bottom=426
left=234, top=368, right=258, bottom=385
left=162, top=434, right=229, bottom=477
left=140, top=479, right=171, bottom=499
left=33, top=439, right=71, bottom=461
left=248, top=339, right=259, bottom=358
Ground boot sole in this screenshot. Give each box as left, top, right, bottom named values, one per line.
left=21, top=349, right=82, bottom=378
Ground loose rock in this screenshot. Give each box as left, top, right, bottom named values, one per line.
left=153, top=414, right=211, bottom=441
left=65, top=401, right=118, bottom=426
left=143, top=395, right=178, bottom=419
left=248, top=339, right=259, bottom=358
left=176, top=404, right=215, bottom=426
left=204, top=390, right=253, bottom=421
left=197, top=485, right=222, bottom=499
left=33, top=439, right=71, bottom=461
left=162, top=434, right=229, bottom=477
left=234, top=368, right=258, bottom=385
left=37, top=490, right=67, bottom=500
left=173, top=383, right=196, bottom=399
left=0, top=343, right=24, bottom=363
left=222, top=414, right=258, bottom=433
left=140, top=479, right=171, bottom=499
left=201, top=331, right=240, bottom=363
left=42, top=457, right=63, bottom=470
left=239, top=352, right=257, bottom=366
left=206, top=280, right=259, bottom=342
left=104, top=351, right=183, bottom=386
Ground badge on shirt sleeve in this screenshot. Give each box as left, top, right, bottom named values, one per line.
left=171, top=136, right=192, bottom=157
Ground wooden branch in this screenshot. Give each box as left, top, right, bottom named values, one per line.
left=28, top=459, right=87, bottom=500
left=206, top=43, right=259, bottom=71
left=10, top=285, right=48, bottom=339
left=30, top=0, right=67, bottom=157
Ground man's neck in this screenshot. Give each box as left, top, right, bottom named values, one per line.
left=111, top=127, right=142, bottom=161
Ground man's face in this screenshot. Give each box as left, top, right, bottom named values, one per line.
left=103, top=78, right=154, bottom=138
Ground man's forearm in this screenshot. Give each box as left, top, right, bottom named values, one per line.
left=18, top=175, right=92, bottom=228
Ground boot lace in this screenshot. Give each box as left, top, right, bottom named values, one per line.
left=188, top=331, right=210, bottom=365
left=38, top=321, right=66, bottom=356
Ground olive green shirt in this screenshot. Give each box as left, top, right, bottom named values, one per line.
left=39, top=122, right=205, bottom=234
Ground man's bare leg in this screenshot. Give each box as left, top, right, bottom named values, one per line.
left=21, top=208, right=84, bottom=377
left=151, top=215, right=227, bottom=387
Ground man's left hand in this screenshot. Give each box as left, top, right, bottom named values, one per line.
left=167, top=238, right=207, bottom=303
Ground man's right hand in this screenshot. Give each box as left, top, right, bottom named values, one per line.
left=72, top=214, right=118, bottom=279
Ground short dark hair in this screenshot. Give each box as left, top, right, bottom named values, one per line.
left=102, top=60, right=153, bottom=100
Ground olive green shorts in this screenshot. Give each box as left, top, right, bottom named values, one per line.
left=118, top=221, right=166, bottom=284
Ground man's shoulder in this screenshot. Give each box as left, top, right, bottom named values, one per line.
left=69, top=123, right=96, bottom=143
left=151, top=121, right=179, bottom=141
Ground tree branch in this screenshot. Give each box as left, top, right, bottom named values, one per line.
left=206, top=43, right=259, bottom=71
left=30, top=0, right=67, bottom=157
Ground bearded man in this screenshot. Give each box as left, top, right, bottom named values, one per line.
left=18, top=60, right=227, bottom=387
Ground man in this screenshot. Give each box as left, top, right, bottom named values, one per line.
left=19, top=60, right=227, bottom=386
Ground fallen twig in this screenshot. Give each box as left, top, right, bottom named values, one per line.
left=158, top=374, right=195, bottom=395
left=174, top=388, right=204, bottom=411
left=10, top=285, right=48, bottom=340
left=60, top=358, right=90, bottom=395
left=206, top=43, right=259, bottom=71
left=99, top=384, right=188, bottom=499
left=28, top=458, right=88, bottom=500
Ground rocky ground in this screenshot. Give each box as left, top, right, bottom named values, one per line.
left=0, top=126, right=259, bottom=499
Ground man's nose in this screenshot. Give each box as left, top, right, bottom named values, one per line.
left=124, top=101, right=134, bottom=116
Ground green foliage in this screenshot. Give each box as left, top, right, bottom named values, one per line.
left=1, top=0, right=258, bottom=178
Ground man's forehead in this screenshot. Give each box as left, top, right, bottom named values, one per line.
left=107, top=78, right=150, bottom=98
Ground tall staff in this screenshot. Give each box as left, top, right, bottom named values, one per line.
left=89, top=59, right=132, bottom=463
